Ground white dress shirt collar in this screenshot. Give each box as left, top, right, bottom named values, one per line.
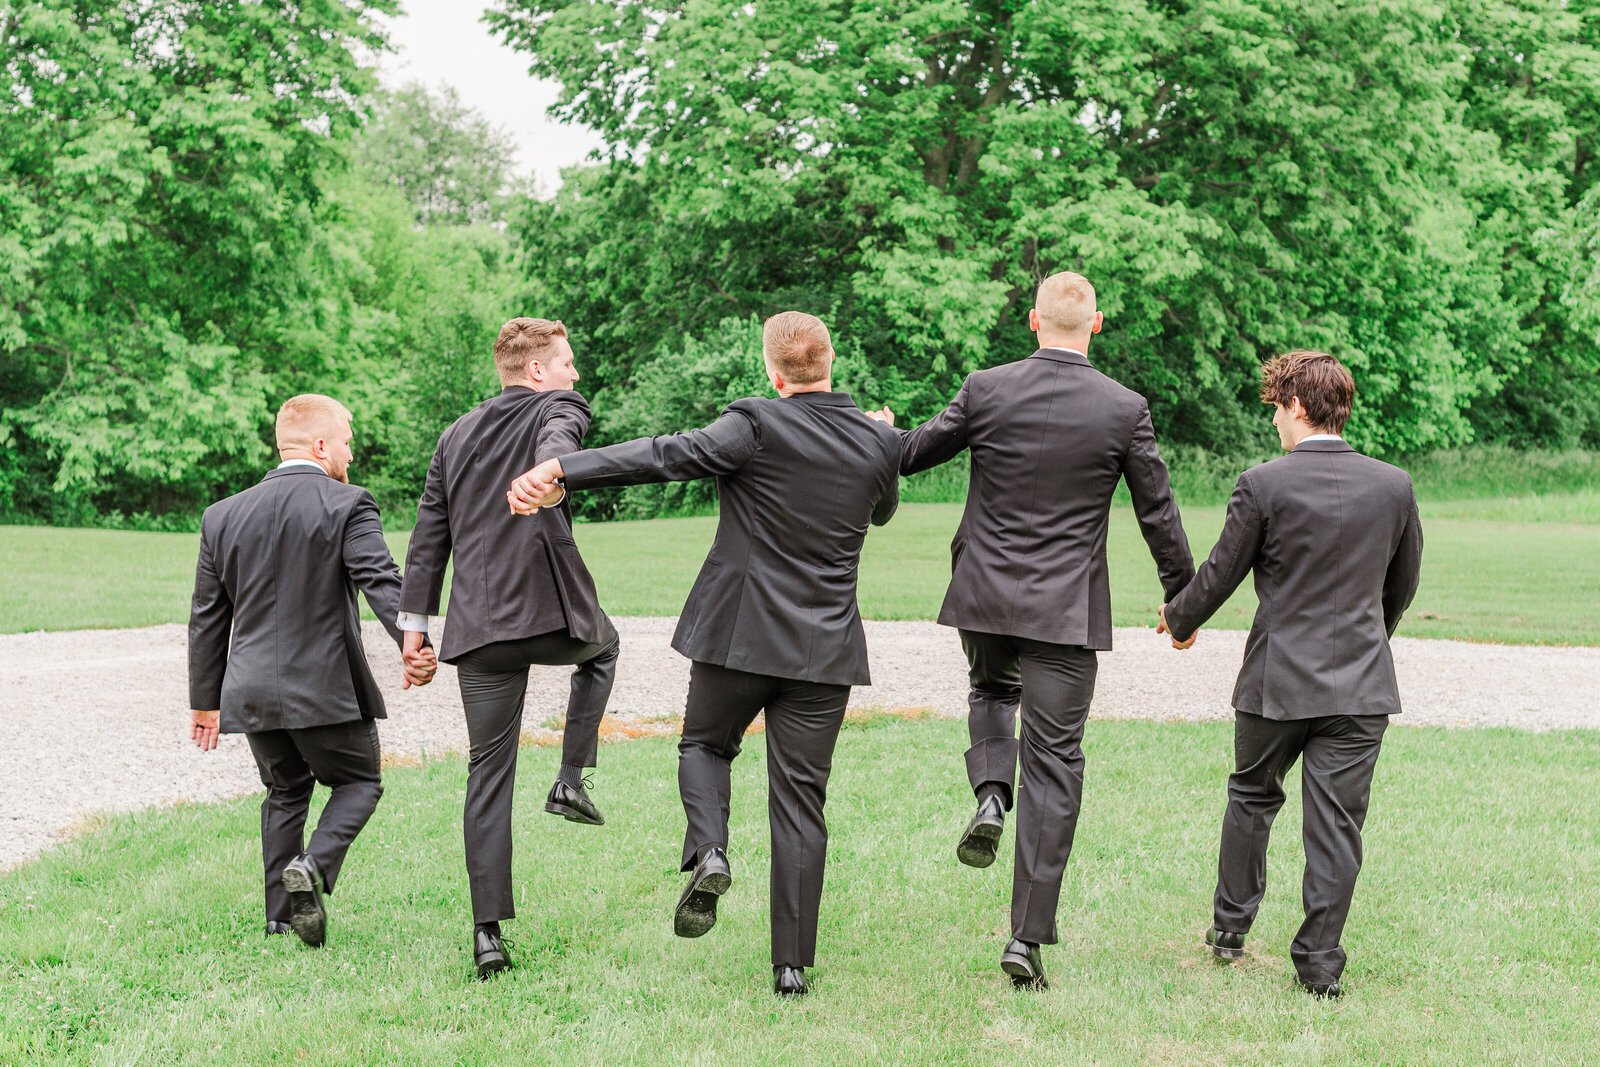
left=276, top=458, right=324, bottom=472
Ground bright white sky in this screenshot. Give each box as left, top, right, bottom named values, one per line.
left=373, top=0, right=605, bottom=194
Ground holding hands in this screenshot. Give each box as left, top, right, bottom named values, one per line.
left=862, top=406, right=895, bottom=426
left=507, top=458, right=565, bottom=515
left=401, top=632, right=440, bottom=689
left=1156, top=604, right=1197, bottom=651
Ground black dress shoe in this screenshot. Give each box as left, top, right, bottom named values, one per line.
left=957, top=795, right=1005, bottom=868
left=1000, top=937, right=1047, bottom=988
left=545, top=777, right=605, bottom=826
left=1206, top=927, right=1245, bottom=960
left=265, top=921, right=292, bottom=937
left=773, top=966, right=808, bottom=997
left=280, top=853, right=326, bottom=947
left=1298, top=977, right=1342, bottom=999
left=474, top=926, right=514, bottom=980
left=674, top=846, right=732, bottom=938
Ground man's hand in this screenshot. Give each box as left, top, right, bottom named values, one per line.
left=507, top=458, right=566, bottom=516
left=191, top=709, right=220, bottom=751
left=402, top=631, right=439, bottom=689
left=1156, top=604, right=1197, bottom=651
left=863, top=406, right=895, bottom=426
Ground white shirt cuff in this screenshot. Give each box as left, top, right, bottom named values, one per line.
left=397, top=611, right=431, bottom=634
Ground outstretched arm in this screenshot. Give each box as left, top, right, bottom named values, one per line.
left=899, top=377, right=972, bottom=475
left=509, top=408, right=759, bottom=511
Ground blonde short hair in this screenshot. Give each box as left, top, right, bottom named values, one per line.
left=1034, top=271, right=1097, bottom=335
left=276, top=394, right=352, bottom=453
left=494, top=317, right=568, bottom=384
left=762, top=311, right=833, bottom=385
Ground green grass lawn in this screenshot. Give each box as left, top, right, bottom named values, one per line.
left=3, top=497, right=1596, bottom=644
left=2, top=717, right=1597, bottom=1064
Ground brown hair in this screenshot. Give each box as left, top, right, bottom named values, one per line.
left=275, top=394, right=352, bottom=453
left=494, top=317, right=568, bottom=384
left=1259, top=350, right=1355, bottom=434
left=1034, top=271, right=1097, bottom=335
left=762, top=311, right=833, bottom=385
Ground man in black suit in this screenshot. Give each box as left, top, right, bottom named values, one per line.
left=1159, top=350, right=1422, bottom=998
left=399, top=317, right=620, bottom=979
left=189, top=394, right=437, bottom=948
left=507, top=311, right=901, bottom=998
left=876, top=271, right=1194, bottom=987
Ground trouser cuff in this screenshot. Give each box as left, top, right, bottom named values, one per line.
left=965, top=738, right=1020, bottom=799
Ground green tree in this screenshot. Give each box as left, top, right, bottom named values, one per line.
left=488, top=0, right=1600, bottom=455
left=355, top=82, right=527, bottom=225
left=0, top=0, right=393, bottom=521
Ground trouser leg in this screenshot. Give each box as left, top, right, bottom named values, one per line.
left=292, top=719, right=384, bottom=894
left=959, top=629, right=1022, bottom=808
left=456, top=656, right=532, bottom=924
left=246, top=730, right=316, bottom=924
left=676, top=661, right=770, bottom=871
left=1291, top=714, right=1389, bottom=985
left=762, top=680, right=851, bottom=969
left=1009, top=642, right=1098, bottom=945
left=1214, top=712, right=1309, bottom=934
left=559, top=616, right=621, bottom=770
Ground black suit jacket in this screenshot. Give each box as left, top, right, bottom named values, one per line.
left=401, top=387, right=607, bottom=662
left=560, top=392, right=900, bottom=686
left=189, top=466, right=410, bottom=733
left=900, top=348, right=1194, bottom=649
left=1163, top=439, right=1424, bottom=719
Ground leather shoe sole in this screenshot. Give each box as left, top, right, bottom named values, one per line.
left=280, top=863, right=325, bottom=948
left=674, top=868, right=731, bottom=938
left=1000, top=945, right=1048, bottom=989
left=476, top=948, right=512, bottom=980
left=957, top=817, right=1002, bottom=868
left=544, top=797, right=604, bottom=826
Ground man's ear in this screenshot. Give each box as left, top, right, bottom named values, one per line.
left=1091, top=311, right=1104, bottom=334
left=1028, top=308, right=1040, bottom=332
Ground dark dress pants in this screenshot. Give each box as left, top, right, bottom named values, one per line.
left=1214, top=710, right=1389, bottom=986
left=246, top=719, right=384, bottom=924
left=959, top=629, right=1023, bottom=808
left=677, top=660, right=850, bottom=969
left=454, top=617, right=621, bottom=924
left=961, top=629, right=1098, bottom=945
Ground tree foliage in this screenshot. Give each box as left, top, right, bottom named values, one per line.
left=489, top=0, right=1600, bottom=455
left=0, top=4, right=519, bottom=524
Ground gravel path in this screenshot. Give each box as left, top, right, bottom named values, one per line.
left=3, top=618, right=1596, bottom=869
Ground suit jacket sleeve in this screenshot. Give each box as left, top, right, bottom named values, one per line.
left=1382, top=484, right=1424, bottom=637
left=898, top=377, right=971, bottom=475
left=872, top=449, right=900, bottom=527
left=560, top=408, right=759, bottom=489
left=1123, top=402, right=1195, bottom=601
left=535, top=391, right=592, bottom=464
left=1163, top=471, right=1263, bottom=642
left=187, top=514, right=232, bottom=710
left=344, top=490, right=410, bottom=650
left=400, top=444, right=451, bottom=616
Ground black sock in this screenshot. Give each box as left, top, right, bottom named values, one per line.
left=558, top=763, right=585, bottom=788
left=476, top=921, right=501, bottom=937
left=976, top=782, right=1010, bottom=809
